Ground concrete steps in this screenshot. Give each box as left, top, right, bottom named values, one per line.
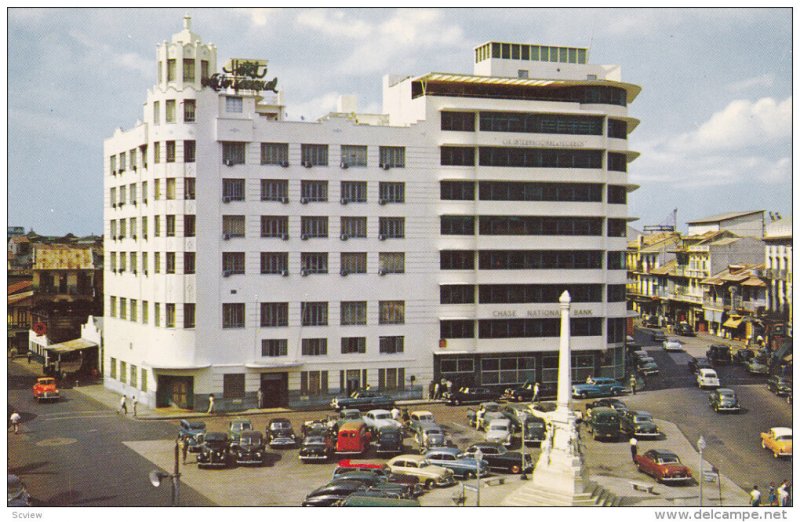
left=503, top=482, right=620, bottom=507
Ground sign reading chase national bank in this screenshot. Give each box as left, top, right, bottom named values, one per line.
left=202, top=58, right=279, bottom=93
left=501, top=138, right=585, bottom=148
left=491, top=309, right=593, bottom=318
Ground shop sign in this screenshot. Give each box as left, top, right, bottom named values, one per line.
left=501, top=138, right=585, bottom=148
left=202, top=58, right=278, bottom=93
left=490, top=309, right=593, bottom=318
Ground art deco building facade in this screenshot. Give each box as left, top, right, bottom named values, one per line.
left=103, top=18, right=640, bottom=410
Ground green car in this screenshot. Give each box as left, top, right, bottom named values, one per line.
left=586, top=407, right=620, bottom=441
left=228, top=418, right=253, bottom=444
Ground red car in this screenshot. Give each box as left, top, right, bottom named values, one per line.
left=634, top=449, right=693, bottom=484
left=32, top=377, right=60, bottom=402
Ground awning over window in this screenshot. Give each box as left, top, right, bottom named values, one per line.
left=46, top=339, right=98, bottom=354
left=723, top=317, right=743, bottom=329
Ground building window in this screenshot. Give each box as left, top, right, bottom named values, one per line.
left=223, top=215, right=245, bottom=237
left=340, top=145, right=367, bottom=167
left=341, top=301, right=367, bottom=325
left=166, top=214, right=176, bottom=236
left=222, top=252, right=245, bottom=275
left=341, top=252, right=367, bottom=274
left=480, top=356, right=535, bottom=385
left=301, top=302, right=328, bottom=326
left=340, top=217, right=367, bottom=238
left=379, top=252, right=404, bottom=274
left=261, top=302, right=288, bottom=327
left=142, top=301, right=149, bottom=324
left=440, top=181, right=475, bottom=200
left=262, top=339, right=288, bottom=357
left=379, top=301, right=404, bottom=324
left=379, top=368, right=405, bottom=390
left=165, top=100, right=176, bottom=123
left=183, top=100, right=196, bottom=123
left=379, top=217, right=404, bottom=239
left=261, top=142, right=289, bottom=165
left=184, top=215, right=196, bottom=237
left=440, top=250, right=475, bottom=270
left=153, top=102, right=160, bottom=125
left=142, top=181, right=148, bottom=203
left=440, top=146, right=476, bottom=166
left=441, top=320, right=475, bottom=338
left=154, top=303, right=161, bottom=327
left=225, top=96, right=243, bottom=113
left=260, top=252, right=288, bottom=274
left=441, top=111, right=475, bottom=131
left=165, top=303, right=176, bottom=327
left=183, top=59, right=195, bottom=82
left=479, top=250, right=602, bottom=270
left=120, top=298, right=127, bottom=320
left=479, top=181, right=602, bottom=202
left=301, top=338, right=328, bottom=356
left=300, top=371, right=328, bottom=395
left=129, top=184, right=137, bottom=205
left=153, top=141, right=161, bottom=163
left=119, top=152, right=127, bottom=172
left=129, top=149, right=137, bottom=169
left=223, top=374, right=245, bottom=399
left=130, top=299, right=138, bottom=322
left=110, top=357, right=117, bottom=379
left=379, top=336, right=404, bottom=354
left=479, top=147, right=602, bottom=169
left=261, top=179, right=288, bottom=201
left=440, top=285, right=475, bottom=304
left=166, top=177, right=176, bottom=199
left=154, top=252, right=161, bottom=273
left=607, top=251, right=626, bottom=270
left=223, top=179, right=245, bottom=201
left=141, top=369, right=148, bottom=392
left=166, top=59, right=176, bottom=81
left=479, top=284, right=602, bottom=303
left=184, top=140, right=196, bottom=162
left=222, top=142, right=246, bottom=165
left=301, top=252, right=328, bottom=274
left=201, top=60, right=209, bottom=81
left=607, top=185, right=627, bottom=204
left=479, top=216, right=602, bottom=236
left=340, top=181, right=367, bottom=203
left=141, top=251, right=148, bottom=273
left=184, top=252, right=196, bottom=274
left=379, top=182, right=404, bottom=204
left=341, top=337, right=366, bottom=354
left=260, top=216, right=288, bottom=238
left=607, top=284, right=626, bottom=302
left=441, top=215, right=475, bottom=235
left=480, top=112, right=603, bottom=135
left=607, top=219, right=627, bottom=237
left=301, top=180, right=328, bottom=202
left=607, top=152, right=627, bottom=172
left=379, top=146, right=405, bottom=168
left=223, top=303, right=245, bottom=328
left=607, top=119, right=627, bottom=139
left=166, top=252, right=176, bottom=273
left=120, top=361, right=127, bottom=383
left=301, top=144, right=328, bottom=166
left=301, top=216, right=329, bottom=238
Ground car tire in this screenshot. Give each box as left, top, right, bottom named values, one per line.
left=761, top=441, right=766, bottom=449
left=612, top=389, right=620, bottom=396
left=517, top=396, right=524, bottom=402
left=454, top=399, right=461, bottom=406
left=511, top=464, right=521, bottom=474
left=425, top=479, right=436, bottom=489
left=464, top=471, right=475, bottom=479
left=580, top=392, right=588, bottom=399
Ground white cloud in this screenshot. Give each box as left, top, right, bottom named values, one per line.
left=9, top=108, right=97, bottom=147
left=727, top=74, right=774, bottom=92
left=235, top=8, right=282, bottom=27
left=68, top=29, right=150, bottom=75
left=285, top=91, right=341, bottom=121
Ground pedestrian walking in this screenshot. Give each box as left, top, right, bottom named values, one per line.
left=446, top=380, right=453, bottom=394
left=433, top=382, right=440, bottom=400
left=118, top=394, right=128, bottom=415
left=629, top=374, right=637, bottom=395
left=132, top=395, right=138, bottom=417
left=257, top=388, right=263, bottom=409
left=533, top=382, right=540, bottom=402
left=207, top=393, right=215, bottom=415
left=26, top=351, right=31, bottom=364
left=428, top=380, right=435, bottom=400
left=750, top=485, right=761, bottom=506
left=9, top=410, right=21, bottom=434
left=179, top=436, right=188, bottom=464
left=778, top=481, right=789, bottom=507
left=768, top=482, right=778, bottom=506
left=629, top=437, right=638, bottom=462
left=391, top=406, right=400, bottom=421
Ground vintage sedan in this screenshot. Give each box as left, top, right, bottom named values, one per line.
left=652, top=330, right=667, bottom=343
left=332, top=472, right=414, bottom=498
left=463, top=442, right=533, bottom=474
left=746, top=358, right=770, bottom=375
left=675, top=322, right=695, bottom=336
left=363, top=409, right=403, bottom=431
left=414, top=423, right=447, bottom=452
left=445, top=387, right=496, bottom=406
left=637, top=357, right=660, bottom=376
left=227, top=418, right=253, bottom=444
left=688, top=356, right=713, bottom=374
left=733, top=348, right=756, bottom=365
left=299, top=428, right=335, bottom=463
left=466, top=402, right=502, bottom=429
left=708, top=388, right=741, bottom=413
left=197, top=432, right=232, bottom=469
left=330, top=389, right=395, bottom=411
left=501, top=382, right=538, bottom=402
left=663, top=338, right=684, bottom=352
left=485, top=418, right=512, bottom=446
left=32, top=377, right=60, bottom=402
left=407, top=411, right=436, bottom=432
left=620, top=410, right=660, bottom=438
left=231, top=430, right=267, bottom=465
left=571, top=377, right=625, bottom=399
left=697, top=369, right=720, bottom=389
left=706, top=344, right=732, bottom=365
left=585, top=398, right=628, bottom=419
left=767, top=375, right=792, bottom=396
left=424, top=447, right=489, bottom=479
left=760, top=427, right=792, bottom=458
left=332, top=459, right=423, bottom=493
left=267, top=418, right=297, bottom=448
left=386, top=454, right=455, bottom=488
left=374, top=426, right=404, bottom=456
left=634, top=449, right=693, bottom=484
left=178, top=419, right=206, bottom=453
left=302, top=479, right=370, bottom=506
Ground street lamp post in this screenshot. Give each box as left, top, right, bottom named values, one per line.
left=149, top=438, right=181, bottom=506
left=474, top=447, right=482, bottom=507
left=698, top=435, right=706, bottom=507
left=519, top=412, right=528, bottom=480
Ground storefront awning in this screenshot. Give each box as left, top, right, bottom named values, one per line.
left=46, top=339, right=97, bottom=354
left=723, top=317, right=743, bottom=329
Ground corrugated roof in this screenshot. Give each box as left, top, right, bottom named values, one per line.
left=8, top=280, right=32, bottom=295
left=650, top=259, right=677, bottom=275
left=33, top=245, right=100, bottom=270
left=687, top=210, right=764, bottom=224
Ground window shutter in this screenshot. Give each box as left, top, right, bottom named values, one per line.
left=399, top=368, right=405, bottom=390
left=378, top=369, right=385, bottom=389
left=321, top=371, right=328, bottom=394
left=362, top=369, right=368, bottom=388
left=340, top=370, right=345, bottom=393
left=300, top=372, right=308, bottom=395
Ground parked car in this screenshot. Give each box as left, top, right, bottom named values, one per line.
left=746, top=358, right=770, bottom=375
left=675, top=322, right=695, bottom=336
left=407, top=411, right=436, bottom=432
left=520, top=414, right=547, bottom=446
left=335, top=421, right=372, bottom=455
left=338, top=494, right=420, bottom=507
left=332, top=409, right=363, bottom=434
left=414, top=423, right=447, bottom=452
left=501, top=382, right=536, bottom=402
left=631, top=350, right=650, bottom=364
left=178, top=419, right=207, bottom=453
left=424, top=447, right=489, bottom=479
left=299, top=427, right=335, bottom=462
left=527, top=401, right=557, bottom=421
left=32, top=376, right=60, bottom=402
left=465, top=402, right=502, bottom=429
left=445, top=387, right=496, bottom=406
left=760, top=427, right=792, bottom=458
left=267, top=418, right=297, bottom=448
left=652, top=330, right=667, bottom=343
left=197, top=432, right=232, bottom=468
left=571, top=377, right=625, bottom=399
left=7, top=474, right=32, bottom=507
left=708, top=388, right=741, bottom=413
left=485, top=418, right=513, bottom=446
left=386, top=454, right=456, bottom=488
left=767, top=375, right=793, bottom=396
left=586, top=407, right=621, bottom=441
left=302, top=479, right=370, bottom=506
left=586, top=398, right=628, bottom=418
left=706, top=344, right=732, bottom=365
left=374, top=426, right=404, bottom=456
left=634, top=449, right=693, bottom=484
left=231, top=430, right=267, bottom=465
left=363, top=409, right=403, bottom=431
left=463, top=442, right=533, bottom=474
left=696, top=368, right=720, bottom=389
left=637, top=357, right=660, bottom=376
left=332, top=460, right=423, bottom=495
left=620, top=410, right=660, bottom=438
left=688, top=356, right=713, bottom=374
left=330, top=389, right=395, bottom=411
left=732, top=348, right=756, bottom=365
left=663, top=338, right=684, bottom=352
left=332, top=472, right=414, bottom=498
left=228, top=418, right=253, bottom=445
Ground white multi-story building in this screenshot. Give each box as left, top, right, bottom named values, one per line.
left=103, top=18, right=640, bottom=410
left=764, top=216, right=792, bottom=330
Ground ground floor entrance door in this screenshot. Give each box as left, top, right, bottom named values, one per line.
left=345, top=369, right=360, bottom=395
left=260, top=372, right=288, bottom=408
left=156, top=375, right=194, bottom=409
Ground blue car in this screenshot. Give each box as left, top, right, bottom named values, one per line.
left=572, top=377, right=625, bottom=399
left=424, top=447, right=489, bottom=479
left=178, top=419, right=206, bottom=453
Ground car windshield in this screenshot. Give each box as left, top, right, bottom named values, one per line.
left=658, top=455, right=679, bottom=464
left=305, top=436, right=325, bottom=444
left=240, top=434, right=262, bottom=445
left=777, top=435, right=792, bottom=441
left=375, top=413, right=390, bottom=420
left=719, top=391, right=734, bottom=398
left=271, top=422, right=290, bottom=430
left=491, top=425, right=508, bottom=432
left=635, top=415, right=652, bottom=422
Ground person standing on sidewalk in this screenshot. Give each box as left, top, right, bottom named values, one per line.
left=629, top=374, right=637, bottom=395
left=178, top=436, right=188, bottom=464
left=132, top=395, right=138, bottom=417
left=750, top=485, right=761, bottom=506
left=9, top=410, right=21, bottom=434
left=207, top=394, right=215, bottom=415
left=533, top=382, right=540, bottom=402
left=118, top=394, right=128, bottom=415
left=257, top=388, right=263, bottom=409
left=629, top=437, right=638, bottom=462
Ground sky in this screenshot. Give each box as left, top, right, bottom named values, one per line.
left=6, top=7, right=793, bottom=236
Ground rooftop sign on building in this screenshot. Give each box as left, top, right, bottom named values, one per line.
left=202, top=58, right=278, bottom=93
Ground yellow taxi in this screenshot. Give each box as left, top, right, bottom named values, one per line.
left=760, top=427, right=792, bottom=458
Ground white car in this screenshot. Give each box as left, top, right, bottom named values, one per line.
left=663, top=338, right=684, bottom=352
left=485, top=418, right=512, bottom=446
left=697, top=368, right=720, bottom=389
left=363, top=409, right=403, bottom=430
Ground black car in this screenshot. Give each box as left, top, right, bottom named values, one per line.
left=708, top=388, right=741, bottom=413
left=706, top=344, right=732, bottom=365
left=522, top=416, right=546, bottom=446
left=231, top=430, right=267, bottom=465
left=302, top=479, right=369, bottom=506
left=675, top=323, right=695, bottom=336
left=299, top=431, right=334, bottom=463
left=445, top=387, right=496, bottom=406
left=178, top=419, right=206, bottom=453
left=197, top=432, right=232, bottom=468
left=586, top=398, right=628, bottom=418
left=463, top=442, right=533, bottom=474
left=619, top=410, right=660, bottom=437
left=332, top=472, right=414, bottom=498
left=687, top=356, right=713, bottom=374
left=374, top=425, right=404, bottom=455
left=652, top=330, right=667, bottom=343
left=267, top=418, right=297, bottom=448
left=732, top=348, right=756, bottom=365
left=767, top=375, right=793, bottom=396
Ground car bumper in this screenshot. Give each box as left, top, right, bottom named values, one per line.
left=270, top=439, right=296, bottom=447
left=634, top=430, right=660, bottom=438
left=435, top=476, right=456, bottom=487
left=300, top=453, right=330, bottom=461
left=198, top=459, right=227, bottom=467
left=660, top=475, right=692, bottom=483
left=639, top=369, right=659, bottom=375
left=715, top=406, right=740, bottom=412
left=236, top=456, right=264, bottom=464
